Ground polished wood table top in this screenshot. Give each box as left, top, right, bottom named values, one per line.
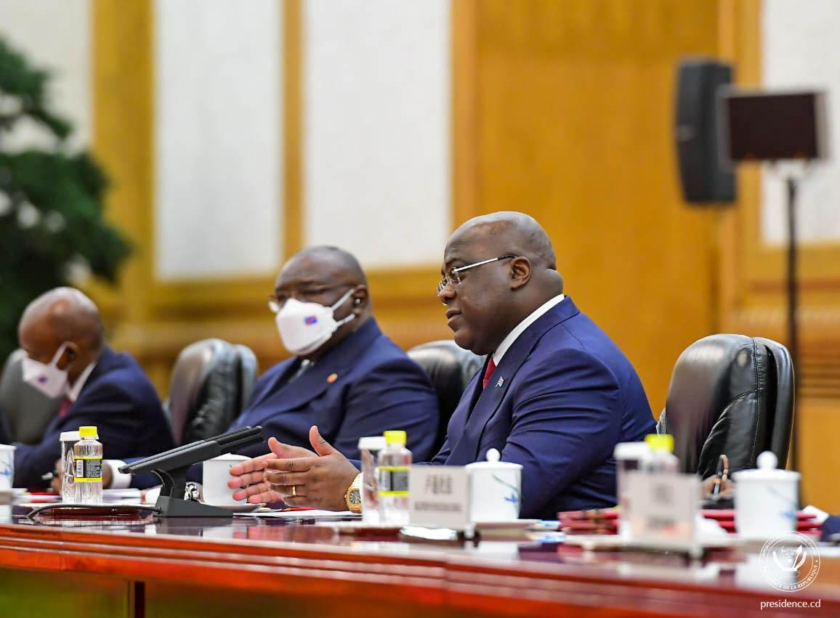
left=0, top=502, right=838, bottom=617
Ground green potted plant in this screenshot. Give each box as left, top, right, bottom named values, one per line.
left=0, top=37, right=131, bottom=363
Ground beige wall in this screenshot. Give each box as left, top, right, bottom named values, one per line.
left=0, top=0, right=91, bottom=152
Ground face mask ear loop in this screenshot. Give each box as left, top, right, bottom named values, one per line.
left=50, top=342, right=70, bottom=367
left=331, top=288, right=358, bottom=329
left=330, top=287, right=356, bottom=311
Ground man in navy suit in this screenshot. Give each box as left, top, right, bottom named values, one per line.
left=230, top=213, right=655, bottom=519
left=105, top=246, right=439, bottom=489
left=9, top=288, right=173, bottom=487
left=226, top=246, right=439, bottom=461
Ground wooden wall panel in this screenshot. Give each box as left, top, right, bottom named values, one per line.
left=719, top=0, right=840, bottom=511
left=458, top=0, right=723, bottom=410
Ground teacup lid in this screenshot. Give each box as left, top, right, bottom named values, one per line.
left=731, top=451, right=801, bottom=482
left=465, top=448, right=522, bottom=471
left=60, top=431, right=81, bottom=442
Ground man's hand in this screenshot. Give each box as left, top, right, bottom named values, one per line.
left=701, top=476, right=734, bottom=498
left=262, top=426, right=360, bottom=511
left=230, top=427, right=360, bottom=510
left=228, top=437, right=316, bottom=503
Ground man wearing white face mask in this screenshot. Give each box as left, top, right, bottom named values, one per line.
left=106, top=246, right=439, bottom=490
left=230, top=246, right=440, bottom=460
left=8, top=288, right=174, bottom=487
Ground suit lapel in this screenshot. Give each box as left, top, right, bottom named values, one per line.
left=242, top=358, right=300, bottom=426
left=62, top=346, right=115, bottom=421
left=446, top=298, right=581, bottom=464
left=245, top=320, right=383, bottom=428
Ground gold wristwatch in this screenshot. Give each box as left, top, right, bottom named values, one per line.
left=344, top=473, right=363, bottom=513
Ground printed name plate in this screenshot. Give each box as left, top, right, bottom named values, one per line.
left=408, top=466, right=469, bottom=528
left=626, top=471, right=700, bottom=551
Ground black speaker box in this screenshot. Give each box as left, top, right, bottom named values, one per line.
left=675, top=59, right=737, bottom=204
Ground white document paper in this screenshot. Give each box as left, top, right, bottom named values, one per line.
left=235, top=509, right=359, bottom=519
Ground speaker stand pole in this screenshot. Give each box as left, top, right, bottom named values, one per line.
left=785, top=176, right=800, bottom=475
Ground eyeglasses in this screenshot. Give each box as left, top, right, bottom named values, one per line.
left=437, top=255, right=517, bottom=294
left=268, top=285, right=348, bottom=313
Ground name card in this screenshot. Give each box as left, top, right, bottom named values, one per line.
left=625, top=471, right=699, bottom=549
left=408, top=466, right=469, bottom=528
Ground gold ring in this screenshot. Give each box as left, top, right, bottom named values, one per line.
left=291, top=485, right=297, bottom=497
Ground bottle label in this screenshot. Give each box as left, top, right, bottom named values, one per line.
left=74, top=456, right=102, bottom=482
left=378, top=466, right=409, bottom=496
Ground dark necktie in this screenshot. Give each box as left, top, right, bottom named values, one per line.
left=482, top=357, right=497, bottom=390
left=58, top=397, right=73, bottom=418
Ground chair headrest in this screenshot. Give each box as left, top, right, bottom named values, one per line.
left=168, top=339, right=239, bottom=445
left=665, top=334, right=773, bottom=476
left=408, top=340, right=484, bottom=398
left=408, top=340, right=483, bottom=413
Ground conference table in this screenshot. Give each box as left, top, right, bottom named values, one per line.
left=0, top=500, right=838, bottom=618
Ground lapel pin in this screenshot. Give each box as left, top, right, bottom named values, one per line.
left=327, top=373, right=338, bottom=384
left=496, top=377, right=504, bottom=388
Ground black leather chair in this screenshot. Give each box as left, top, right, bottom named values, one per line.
left=407, top=340, right=484, bottom=452
left=0, top=349, right=61, bottom=444
left=167, top=339, right=259, bottom=446
left=657, top=334, right=794, bottom=478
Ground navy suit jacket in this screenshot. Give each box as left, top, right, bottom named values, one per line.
left=431, top=298, right=655, bottom=519
left=230, top=319, right=439, bottom=461
left=13, top=346, right=174, bottom=487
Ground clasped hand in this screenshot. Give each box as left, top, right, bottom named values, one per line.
left=227, top=426, right=360, bottom=511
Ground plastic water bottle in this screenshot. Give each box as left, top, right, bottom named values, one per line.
left=613, top=441, right=651, bottom=538
left=74, top=426, right=103, bottom=505
left=378, top=430, right=411, bottom=525
left=358, top=436, right=387, bottom=524
left=60, top=430, right=81, bottom=503
left=644, top=434, right=679, bottom=474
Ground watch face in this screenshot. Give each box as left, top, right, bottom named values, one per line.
left=349, top=490, right=362, bottom=505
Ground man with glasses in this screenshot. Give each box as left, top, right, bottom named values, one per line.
left=103, top=246, right=439, bottom=490
left=229, top=245, right=438, bottom=460
left=229, top=212, right=655, bottom=519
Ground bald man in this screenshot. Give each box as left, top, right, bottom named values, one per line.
left=230, top=213, right=655, bottom=519
left=108, top=246, right=439, bottom=490
left=227, top=245, right=439, bottom=459
left=11, top=288, right=173, bottom=487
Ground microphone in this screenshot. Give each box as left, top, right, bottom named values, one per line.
left=120, top=426, right=264, bottom=518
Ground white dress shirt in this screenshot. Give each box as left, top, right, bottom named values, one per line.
left=67, top=362, right=96, bottom=402
left=492, top=294, right=565, bottom=365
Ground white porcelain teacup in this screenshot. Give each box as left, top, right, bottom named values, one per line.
left=202, top=453, right=249, bottom=506
left=465, top=448, right=522, bottom=523
left=0, top=445, right=15, bottom=491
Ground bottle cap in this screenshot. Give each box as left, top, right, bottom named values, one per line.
left=384, top=430, right=406, bottom=446
left=358, top=436, right=387, bottom=451
left=614, top=441, right=651, bottom=460
left=79, top=426, right=98, bottom=439
left=644, top=434, right=674, bottom=453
